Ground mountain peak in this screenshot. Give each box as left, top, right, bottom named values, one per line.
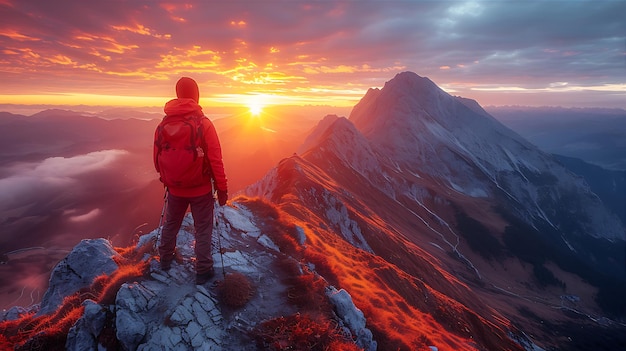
left=349, top=71, right=467, bottom=141
left=384, top=71, right=436, bottom=92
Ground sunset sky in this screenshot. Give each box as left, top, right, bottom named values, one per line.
left=0, top=0, right=625, bottom=110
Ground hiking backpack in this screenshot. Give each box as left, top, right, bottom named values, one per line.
left=155, top=115, right=211, bottom=188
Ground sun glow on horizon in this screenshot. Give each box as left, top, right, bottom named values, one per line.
left=243, top=94, right=273, bottom=117
left=248, top=102, right=263, bottom=116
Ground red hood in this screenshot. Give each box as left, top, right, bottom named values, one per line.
left=163, top=98, right=203, bottom=116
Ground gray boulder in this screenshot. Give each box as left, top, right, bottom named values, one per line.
left=38, top=238, right=119, bottom=316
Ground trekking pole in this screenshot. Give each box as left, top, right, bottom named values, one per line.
left=155, top=187, right=168, bottom=253
left=214, top=192, right=226, bottom=278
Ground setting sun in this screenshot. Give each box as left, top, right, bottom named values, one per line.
left=248, top=102, right=263, bottom=116
left=245, top=94, right=271, bottom=117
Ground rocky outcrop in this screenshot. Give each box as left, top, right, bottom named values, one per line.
left=4, top=203, right=376, bottom=350
left=38, top=238, right=119, bottom=316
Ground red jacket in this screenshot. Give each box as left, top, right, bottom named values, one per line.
left=154, top=98, right=227, bottom=197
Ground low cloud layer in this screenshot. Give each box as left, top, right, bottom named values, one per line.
left=0, top=150, right=128, bottom=213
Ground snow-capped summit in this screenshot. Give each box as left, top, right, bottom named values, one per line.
left=349, top=71, right=624, bottom=242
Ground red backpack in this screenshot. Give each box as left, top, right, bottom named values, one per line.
left=155, top=115, right=211, bottom=188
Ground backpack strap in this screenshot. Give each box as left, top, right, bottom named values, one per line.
left=186, top=115, right=212, bottom=177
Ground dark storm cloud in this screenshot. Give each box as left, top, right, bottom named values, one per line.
left=424, top=2, right=626, bottom=83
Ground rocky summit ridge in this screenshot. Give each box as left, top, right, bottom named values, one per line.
left=1, top=202, right=377, bottom=351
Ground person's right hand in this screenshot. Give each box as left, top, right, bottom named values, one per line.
left=217, top=189, right=228, bottom=206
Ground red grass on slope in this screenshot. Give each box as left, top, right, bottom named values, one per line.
left=253, top=313, right=362, bottom=351
left=235, top=191, right=523, bottom=351
left=97, top=261, right=149, bottom=305
left=238, top=197, right=363, bottom=350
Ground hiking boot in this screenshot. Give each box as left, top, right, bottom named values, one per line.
left=160, top=260, right=172, bottom=271
left=160, top=251, right=176, bottom=271
left=196, top=268, right=215, bottom=285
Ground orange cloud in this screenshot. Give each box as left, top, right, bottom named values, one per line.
left=111, top=24, right=171, bottom=39
left=48, top=54, right=75, bottom=65
left=156, top=46, right=222, bottom=70
left=230, top=20, right=247, bottom=27
left=73, top=32, right=139, bottom=54
left=0, top=30, right=39, bottom=41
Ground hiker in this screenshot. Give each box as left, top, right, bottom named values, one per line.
left=153, top=77, right=228, bottom=285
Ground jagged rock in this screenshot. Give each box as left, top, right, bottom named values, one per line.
left=116, top=307, right=146, bottom=350
left=326, top=286, right=377, bottom=351
left=112, top=215, right=227, bottom=350
left=223, top=205, right=260, bottom=236
left=257, top=234, right=280, bottom=252
left=1, top=305, right=34, bottom=321
left=66, top=299, right=107, bottom=351
left=38, top=238, right=119, bottom=316
left=116, top=278, right=224, bottom=351
left=294, top=225, right=306, bottom=245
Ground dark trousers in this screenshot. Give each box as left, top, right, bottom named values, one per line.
left=159, top=192, right=214, bottom=274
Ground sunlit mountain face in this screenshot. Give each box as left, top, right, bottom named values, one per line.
left=246, top=72, right=626, bottom=350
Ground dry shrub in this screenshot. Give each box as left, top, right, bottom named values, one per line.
left=0, top=313, right=40, bottom=346
left=327, top=340, right=363, bottom=351
left=56, top=305, right=85, bottom=331
left=217, top=272, right=254, bottom=308
left=40, top=292, right=83, bottom=328
left=364, top=323, right=411, bottom=351
left=15, top=330, right=66, bottom=351
left=276, top=257, right=334, bottom=314
left=97, top=260, right=149, bottom=305
left=276, top=256, right=302, bottom=277
left=304, top=250, right=339, bottom=287
left=0, top=334, right=11, bottom=350
left=97, top=308, right=121, bottom=350
left=253, top=313, right=362, bottom=351
left=114, top=237, right=156, bottom=266
left=91, top=274, right=109, bottom=297
left=1, top=291, right=86, bottom=351
left=133, top=237, right=158, bottom=260
left=236, top=197, right=301, bottom=255
left=287, top=273, right=330, bottom=313
left=271, top=231, right=300, bottom=256
left=237, top=196, right=280, bottom=220
left=113, top=245, right=134, bottom=258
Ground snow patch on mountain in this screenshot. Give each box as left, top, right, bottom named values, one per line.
left=326, top=286, right=377, bottom=351
left=321, top=189, right=373, bottom=253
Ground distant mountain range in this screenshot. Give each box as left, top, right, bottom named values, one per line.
left=487, top=105, right=626, bottom=171
left=1, top=72, right=625, bottom=350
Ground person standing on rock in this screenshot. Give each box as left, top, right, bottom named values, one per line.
left=153, top=77, right=228, bottom=285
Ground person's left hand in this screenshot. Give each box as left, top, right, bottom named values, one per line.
left=217, top=189, right=228, bottom=206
